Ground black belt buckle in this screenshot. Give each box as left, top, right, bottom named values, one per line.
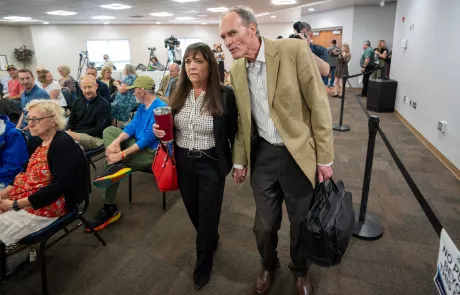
left=188, top=150, right=202, bottom=158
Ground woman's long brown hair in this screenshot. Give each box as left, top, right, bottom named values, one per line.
left=169, top=42, right=223, bottom=117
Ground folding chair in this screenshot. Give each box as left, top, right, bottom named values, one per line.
left=0, top=142, right=107, bottom=295
left=128, top=169, right=168, bottom=212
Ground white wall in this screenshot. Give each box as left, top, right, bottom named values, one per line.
left=302, top=4, right=396, bottom=87
left=302, top=7, right=355, bottom=48
left=391, top=0, right=460, bottom=168
left=0, top=26, right=37, bottom=72
left=349, top=3, right=397, bottom=86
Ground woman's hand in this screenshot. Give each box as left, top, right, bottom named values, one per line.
left=113, top=81, right=120, bottom=88
left=0, top=200, right=13, bottom=212
left=152, top=124, right=165, bottom=138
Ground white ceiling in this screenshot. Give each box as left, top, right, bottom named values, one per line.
left=0, top=0, right=395, bottom=25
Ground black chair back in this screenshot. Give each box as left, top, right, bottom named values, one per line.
left=61, top=88, right=73, bottom=111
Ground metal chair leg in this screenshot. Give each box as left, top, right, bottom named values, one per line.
left=162, top=192, right=166, bottom=212
left=129, top=174, right=132, bottom=203
left=0, top=242, right=6, bottom=282
left=40, top=241, right=48, bottom=295
left=78, top=216, right=107, bottom=246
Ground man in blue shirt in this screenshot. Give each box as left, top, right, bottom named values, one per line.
left=16, top=69, right=50, bottom=129
left=293, top=21, right=330, bottom=84
left=88, top=76, right=167, bottom=232
left=0, top=115, right=28, bottom=191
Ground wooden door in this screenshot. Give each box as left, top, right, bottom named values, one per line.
left=312, top=29, right=343, bottom=48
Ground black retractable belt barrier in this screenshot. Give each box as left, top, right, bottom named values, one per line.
left=354, top=95, right=444, bottom=237
left=353, top=115, right=384, bottom=240
left=332, top=75, right=350, bottom=132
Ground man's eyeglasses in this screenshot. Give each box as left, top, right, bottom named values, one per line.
left=25, top=115, right=55, bottom=124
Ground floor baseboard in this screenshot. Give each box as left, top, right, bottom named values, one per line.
left=394, top=110, right=460, bottom=180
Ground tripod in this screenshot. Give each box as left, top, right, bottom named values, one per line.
left=159, top=47, right=175, bottom=84
left=147, top=48, right=157, bottom=71
left=77, top=51, right=91, bottom=80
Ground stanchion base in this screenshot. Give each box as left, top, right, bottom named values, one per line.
left=333, top=124, right=350, bottom=132
left=353, top=211, right=383, bottom=241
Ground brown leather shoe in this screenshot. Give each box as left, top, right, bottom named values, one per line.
left=295, top=275, right=313, bottom=295
left=254, top=267, right=274, bottom=295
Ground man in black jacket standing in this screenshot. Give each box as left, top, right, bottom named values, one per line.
left=66, top=75, right=111, bottom=150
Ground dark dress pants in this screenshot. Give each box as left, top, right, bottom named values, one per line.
left=362, top=65, right=375, bottom=96
left=251, top=139, right=314, bottom=278
left=176, top=146, right=225, bottom=282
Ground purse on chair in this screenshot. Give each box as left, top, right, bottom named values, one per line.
left=152, top=143, right=178, bottom=192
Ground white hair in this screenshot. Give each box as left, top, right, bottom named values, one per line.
left=26, top=99, right=67, bottom=130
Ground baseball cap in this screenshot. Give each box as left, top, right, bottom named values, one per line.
left=126, top=76, right=155, bottom=90
left=6, top=64, right=17, bottom=71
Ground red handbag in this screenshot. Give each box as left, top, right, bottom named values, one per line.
left=152, top=143, right=178, bottom=192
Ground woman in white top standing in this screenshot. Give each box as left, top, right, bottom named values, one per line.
left=37, top=70, right=67, bottom=108
left=153, top=43, right=237, bottom=291
left=102, top=54, right=115, bottom=70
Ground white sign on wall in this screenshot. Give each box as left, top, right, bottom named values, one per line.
left=434, top=229, right=460, bottom=295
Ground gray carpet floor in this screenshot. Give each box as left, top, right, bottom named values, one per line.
left=1, top=89, right=459, bottom=295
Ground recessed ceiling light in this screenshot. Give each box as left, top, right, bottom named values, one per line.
left=173, top=0, right=200, bottom=2
left=271, top=15, right=276, bottom=18
left=156, top=22, right=161, bottom=24
left=150, top=12, right=173, bottom=17
left=43, top=21, right=49, bottom=24
left=308, top=8, right=315, bottom=11
left=3, top=16, right=33, bottom=21
left=207, top=7, right=228, bottom=13
left=47, top=10, right=77, bottom=16
left=272, top=0, right=297, bottom=5
left=170, top=19, right=218, bottom=24
left=91, top=16, right=116, bottom=20
left=175, top=17, right=195, bottom=20
left=104, top=22, right=109, bottom=24
left=198, top=14, right=209, bottom=17
left=101, top=3, right=131, bottom=10
left=202, top=22, right=206, bottom=25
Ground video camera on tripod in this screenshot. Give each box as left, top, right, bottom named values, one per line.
left=164, top=35, right=179, bottom=51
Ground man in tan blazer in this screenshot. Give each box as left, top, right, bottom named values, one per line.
left=220, top=6, right=334, bottom=295
left=156, top=63, right=180, bottom=103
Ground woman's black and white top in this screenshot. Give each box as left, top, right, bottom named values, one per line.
left=175, top=89, right=215, bottom=150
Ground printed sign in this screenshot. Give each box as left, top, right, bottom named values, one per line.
left=434, top=229, right=460, bottom=295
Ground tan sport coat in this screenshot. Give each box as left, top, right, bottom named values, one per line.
left=230, top=37, right=334, bottom=186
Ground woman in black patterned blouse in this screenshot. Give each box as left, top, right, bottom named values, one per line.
left=153, top=42, right=238, bottom=291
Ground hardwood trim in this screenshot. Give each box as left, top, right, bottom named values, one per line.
left=394, top=110, right=460, bottom=180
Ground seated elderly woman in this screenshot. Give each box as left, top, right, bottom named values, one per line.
left=0, top=100, right=87, bottom=246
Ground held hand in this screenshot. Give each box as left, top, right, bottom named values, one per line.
left=152, top=124, right=165, bottom=138
left=232, top=167, right=248, bottom=184
left=113, top=81, right=120, bottom=88
left=0, top=200, right=13, bottom=212
left=317, top=165, right=333, bottom=183
left=107, top=151, right=123, bottom=165
left=361, top=67, right=365, bottom=73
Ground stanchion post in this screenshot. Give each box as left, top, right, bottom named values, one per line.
left=353, top=115, right=383, bottom=240
left=333, top=75, right=350, bottom=132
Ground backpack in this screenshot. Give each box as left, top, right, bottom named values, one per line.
left=300, top=179, right=355, bottom=267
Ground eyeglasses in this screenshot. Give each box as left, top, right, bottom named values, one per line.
left=25, top=115, right=55, bottom=124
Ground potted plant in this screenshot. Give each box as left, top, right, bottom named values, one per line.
left=13, top=45, right=34, bottom=68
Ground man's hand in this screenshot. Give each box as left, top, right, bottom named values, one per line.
left=3, top=93, right=9, bottom=99
left=232, top=167, right=247, bottom=184
left=317, top=165, right=333, bottom=183
left=107, top=151, right=123, bottom=165
left=106, top=141, right=121, bottom=155
left=361, top=67, right=365, bottom=73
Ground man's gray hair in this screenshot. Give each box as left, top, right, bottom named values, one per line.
left=302, top=22, right=312, bottom=32
left=363, top=40, right=371, bottom=46
left=221, top=6, right=260, bottom=37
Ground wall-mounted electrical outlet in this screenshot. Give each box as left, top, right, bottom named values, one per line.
left=403, top=96, right=409, bottom=104
left=412, top=102, right=417, bottom=110
left=438, top=121, right=447, bottom=133
left=409, top=100, right=412, bottom=106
